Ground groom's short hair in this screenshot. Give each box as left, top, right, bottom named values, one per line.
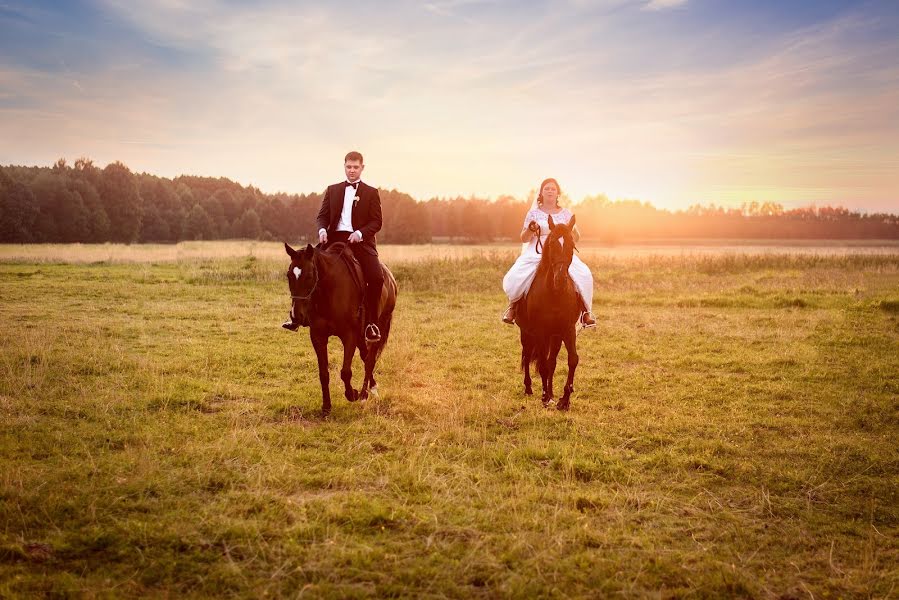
left=345, top=151, right=364, bottom=164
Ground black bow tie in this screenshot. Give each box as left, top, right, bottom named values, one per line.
left=344, top=181, right=359, bottom=189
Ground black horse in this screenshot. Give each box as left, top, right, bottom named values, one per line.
left=515, top=215, right=580, bottom=410
left=285, top=242, right=397, bottom=416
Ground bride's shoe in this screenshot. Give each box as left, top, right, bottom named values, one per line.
left=501, top=303, right=516, bottom=325
left=579, top=311, right=596, bottom=328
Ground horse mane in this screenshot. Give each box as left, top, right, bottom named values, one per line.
left=322, top=242, right=349, bottom=256
left=314, top=242, right=364, bottom=298
left=317, top=242, right=356, bottom=268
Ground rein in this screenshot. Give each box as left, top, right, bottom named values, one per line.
left=290, top=247, right=360, bottom=303
left=535, top=223, right=577, bottom=257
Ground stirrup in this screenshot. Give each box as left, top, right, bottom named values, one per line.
left=501, top=306, right=515, bottom=325
left=364, top=323, right=381, bottom=342
left=579, top=311, right=597, bottom=329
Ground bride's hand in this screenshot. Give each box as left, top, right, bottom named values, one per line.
left=527, top=221, right=539, bottom=234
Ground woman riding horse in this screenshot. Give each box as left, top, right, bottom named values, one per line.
left=513, top=215, right=582, bottom=410
left=501, top=178, right=595, bottom=328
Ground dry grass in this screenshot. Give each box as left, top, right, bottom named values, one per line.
left=1, top=245, right=897, bottom=598
left=1, top=239, right=898, bottom=264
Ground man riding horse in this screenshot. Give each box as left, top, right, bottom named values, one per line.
left=282, top=150, right=385, bottom=343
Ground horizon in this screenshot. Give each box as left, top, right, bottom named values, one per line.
left=8, top=156, right=899, bottom=216
left=2, top=1, right=898, bottom=213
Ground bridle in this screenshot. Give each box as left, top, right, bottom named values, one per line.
left=536, top=224, right=577, bottom=257
left=545, top=230, right=576, bottom=287
left=290, top=262, right=318, bottom=301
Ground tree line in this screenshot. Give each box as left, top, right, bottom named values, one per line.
left=1, top=159, right=896, bottom=243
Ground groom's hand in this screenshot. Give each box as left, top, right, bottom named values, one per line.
left=348, top=230, right=363, bottom=244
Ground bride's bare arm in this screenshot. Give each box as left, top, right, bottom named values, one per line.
left=520, top=211, right=537, bottom=242
left=571, top=224, right=581, bottom=243
left=520, top=227, right=533, bottom=243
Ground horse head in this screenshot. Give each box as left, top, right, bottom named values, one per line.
left=546, top=214, right=576, bottom=291
left=284, top=242, right=318, bottom=327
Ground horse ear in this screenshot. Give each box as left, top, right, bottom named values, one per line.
left=547, top=214, right=555, bottom=230
left=569, top=214, right=576, bottom=228
left=284, top=242, right=299, bottom=258
left=304, top=244, right=314, bottom=259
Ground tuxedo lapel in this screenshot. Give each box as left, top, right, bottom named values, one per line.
left=331, top=184, right=342, bottom=228
left=350, top=183, right=365, bottom=229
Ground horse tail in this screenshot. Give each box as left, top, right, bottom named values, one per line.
left=520, top=332, right=541, bottom=371
left=373, top=266, right=398, bottom=361
left=374, top=311, right=393, bottom=361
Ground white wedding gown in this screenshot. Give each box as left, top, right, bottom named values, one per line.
left=502, top=207, right=594, bottom=309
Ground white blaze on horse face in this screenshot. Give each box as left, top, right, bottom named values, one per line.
left=292, top=267, right=302, bottom=279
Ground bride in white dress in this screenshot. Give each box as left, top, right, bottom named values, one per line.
left=502, top=178, right=596, bottom=327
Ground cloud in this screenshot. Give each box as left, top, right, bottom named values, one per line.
left=643, top=0, right=687, bottom=11
left=422, top=0, right=499, bottom=18
left=1, top=0, right=897, bottom=210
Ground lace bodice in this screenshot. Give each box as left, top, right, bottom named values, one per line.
left=522, top=207, right=573, bottom=237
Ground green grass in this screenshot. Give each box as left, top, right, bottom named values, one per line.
left=1, top=248, right=897, bottom=598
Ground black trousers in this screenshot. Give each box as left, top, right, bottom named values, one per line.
left=326, top=231, right=385, bottom=324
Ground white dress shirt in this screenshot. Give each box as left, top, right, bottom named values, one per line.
left=337, top=182, right=358, bottom=233
left=319, top=181, right=363, bottom=240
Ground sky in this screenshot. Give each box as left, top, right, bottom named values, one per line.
left=1, top=0, right=898, bottom=212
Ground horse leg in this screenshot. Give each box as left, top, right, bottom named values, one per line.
left=311, top=332, right=331, bottom=416
left=357, top=334, right=371, bottom=389
left=557, top=327, right=578, bottom=411
left=339, top=336, right=358, bottom=403
left=535, top=340, right=551, bottom=407
left=360, top=337, right=380, bottom=400
left=520, top=330, right=533, bottom=396
left=544, top=336, right=563, bottom=406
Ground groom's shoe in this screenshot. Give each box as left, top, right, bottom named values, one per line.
left=281, top=319, right=300, bottom=332
left=580, top=311, right=597, bottom=328
left=365, top=323, right=382, bottom=343
left=502, top=304, right=516, bottom=325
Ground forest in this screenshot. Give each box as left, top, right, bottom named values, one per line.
left=1, top=159, right=896, bottom=243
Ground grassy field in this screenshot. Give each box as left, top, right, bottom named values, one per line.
left=1, top=243, right=897, bottom=598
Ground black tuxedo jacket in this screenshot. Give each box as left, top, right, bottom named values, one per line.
left=316, top=181, right=382, bottom=255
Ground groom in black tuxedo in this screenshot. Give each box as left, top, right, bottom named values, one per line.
left=283, top=150, right=385, bottom=342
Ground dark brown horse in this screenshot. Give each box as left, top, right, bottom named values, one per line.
left=284, top=242, right=397, bottom=416
left=515, top=215, right=580, bottom=410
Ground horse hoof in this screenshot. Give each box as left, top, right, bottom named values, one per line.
left=360, top=389, right=369, bottom=402
left=346, top=389, right=359, bottom=402
left=524, top=387, right=533, bottom=396
left=321, top=408, right=331, bottom=418
left=542, top=398, right=555, bottom=408
left=369, top=385, right=379, bottom=398
left=557, top=401, right=570, bottom=412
